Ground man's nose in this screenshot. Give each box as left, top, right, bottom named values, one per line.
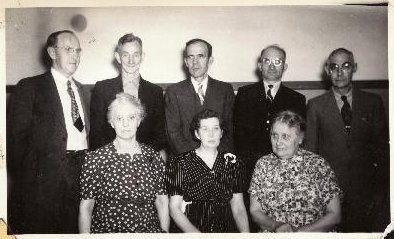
left=269, top=63, right=276, bottom=70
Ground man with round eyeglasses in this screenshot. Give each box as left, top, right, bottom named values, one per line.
left=7, top=30, right=89, bottom=233
left=305, top=48, right=389, bottom=232
left=233, top=45, right=306, bottom=231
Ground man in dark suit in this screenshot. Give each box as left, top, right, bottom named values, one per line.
left=165, top=38, right=235, bottom=156
left=234, top=45, right=306, bottom=186
left=305, top=48, right=389, bottom=232
left=89, top=33, right=167, bottom=160
left=7, top=30, right=89, bottom=233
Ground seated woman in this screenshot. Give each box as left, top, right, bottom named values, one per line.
left=78, top=93, right=169, bottom=233
left=167, top=109, right=249, bottom=232
left=249, top=110, right=342, bottom=232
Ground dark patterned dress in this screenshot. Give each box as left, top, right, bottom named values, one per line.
left=166, top=150, right=244, bottom=232
left=80, top=143, right=166, bottom=233
left=249, top=148, right=342, bottom=232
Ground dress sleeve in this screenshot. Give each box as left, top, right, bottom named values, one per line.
left=248, top=157, right=265, bottom=200
left=231, top=154, right=246, bottom=193
left=80, top=151, right=104, bottom=200
left=165, top=155, right=184, bottom=196
left=315, top=156, right=343, bottom=205
left=151, top=151, right=167, bottom=195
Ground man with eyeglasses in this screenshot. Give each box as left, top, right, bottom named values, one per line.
left=7, top=30, right=89, bottom=233
left=234, top=45, right=306, bottom=190
left=89, top=33, right=167, bottom=161
left=165, top=38, right=235, bottom=156
left=305, top=48, right=389, bottom=232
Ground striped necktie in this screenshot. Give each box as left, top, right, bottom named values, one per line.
left=198, top=82, right=205, bottom=105
left=67, top=80, right=84, bottom=132
left=266, top=85, right=274, bottom=104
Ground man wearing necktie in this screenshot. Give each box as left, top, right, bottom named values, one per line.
left=7, top=30, right=89, bottom=233
left=306, top=48, right=389, bottom=232
left=234, top=45, right=306, bottom=189
left=165, top=39, right=235, bottom=156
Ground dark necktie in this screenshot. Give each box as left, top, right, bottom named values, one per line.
left=197, top=82, right=205, bottom=105
left=67, top=80, right=84, bottom=132
left=266, top=85, right=274, bottom=104
left=341, top=95, right=352, bottom=133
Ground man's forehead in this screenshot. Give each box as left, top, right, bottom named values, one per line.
left=187, top=42, right=208, bottom=54
left=119, top=41, right=142, bottom=53
left=58, top=33, right=79, bottom=46
left=329, top=51, right=353, bottom=63
left=261, top=47, right=285, bottom=59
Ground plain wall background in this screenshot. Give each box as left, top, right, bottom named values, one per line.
left=6, top=6, right=388, bottom=85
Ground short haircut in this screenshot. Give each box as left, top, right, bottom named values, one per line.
left=189, top=109, right=225, bottom=142
left=116, top=33, right=143, bottom=52
left=185, top=38, right=213, bottom=57
left=270, top=110, right=305, bottom=135
left=107, top=93, right=146, bottom=123
left=260, top=44, right=287, bottom=62
left=327, top=48, right=355, bottom=63
left=46, top=30, right=76, bottom=49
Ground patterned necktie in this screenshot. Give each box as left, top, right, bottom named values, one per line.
left=266, top=85, right=274, bottom=104
left=341, top=95, right=352, bottom=133
left=67, top=80, right=84, bottom=132
left=198, top=82, right=205, bottom=105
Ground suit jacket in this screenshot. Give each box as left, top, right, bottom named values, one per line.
left=234, top=81, right=306, bottom=160
left=305, top=88, right=388, bottom=199
left=89, top=76, right=166, bottom=151
left=7, top=71, right=90, bottom=231
left=165, top=77, right=235, bottom=155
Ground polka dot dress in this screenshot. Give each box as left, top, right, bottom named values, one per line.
left=80, top=142, right=166, bottom=233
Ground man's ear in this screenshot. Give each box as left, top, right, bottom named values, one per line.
left=208, top=56, right=214, bottom=67
left=352, top=62, right=358, bottom=73
left=283, top=63, right=288, bottom=72
left=47, top=47, right=56, bottom=60
left=114, top=51, right=121, bottom=64
left=257, top=62, right=262, bottom=72
left=324, top=62, right=330, bottom=76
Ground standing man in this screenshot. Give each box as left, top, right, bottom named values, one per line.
left=305, top=48, right=389, bottom=232
left=234, top=45, right=306, bottom=185
left=165, top=38, right=235, bottom=156
left=89, top=33, right=167, bottom=160
left=7, top=30, right=89, bottom=233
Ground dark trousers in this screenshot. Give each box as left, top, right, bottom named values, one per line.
left=8, top=150, right=86, bottom=234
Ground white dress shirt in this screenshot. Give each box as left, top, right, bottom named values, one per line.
left=51, top=68, right=88, bottom=150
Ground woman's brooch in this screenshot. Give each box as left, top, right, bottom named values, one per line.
left=224, top=153, right=237, bottom=165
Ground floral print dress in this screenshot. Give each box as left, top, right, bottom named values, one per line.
left=249, top=148, right=342, bottom=232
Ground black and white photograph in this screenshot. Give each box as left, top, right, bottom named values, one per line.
left=0, top=0, right=391, bottom=238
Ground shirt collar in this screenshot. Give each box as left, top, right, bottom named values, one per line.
left=51, top=67, right=74, bottom=87
left=332, top=87, right=353, bottom=100
left=263, top=81, right=281, bottom=98
left=191, top=75, right=209, bottom=92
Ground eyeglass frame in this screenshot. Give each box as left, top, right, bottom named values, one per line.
left=54, top=46, right=82, bottom=54
left=261, top=57, right=284, bottom=67
left=327, top=62, right=354, bottom=73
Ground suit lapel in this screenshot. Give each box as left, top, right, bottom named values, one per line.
left=324, top=90, right=348, bottom=134
left=74, top=79, right=90, bottom=134
left=204, top=76, right=215, bottom=106
left=43, top=72, right=67, bottom=135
